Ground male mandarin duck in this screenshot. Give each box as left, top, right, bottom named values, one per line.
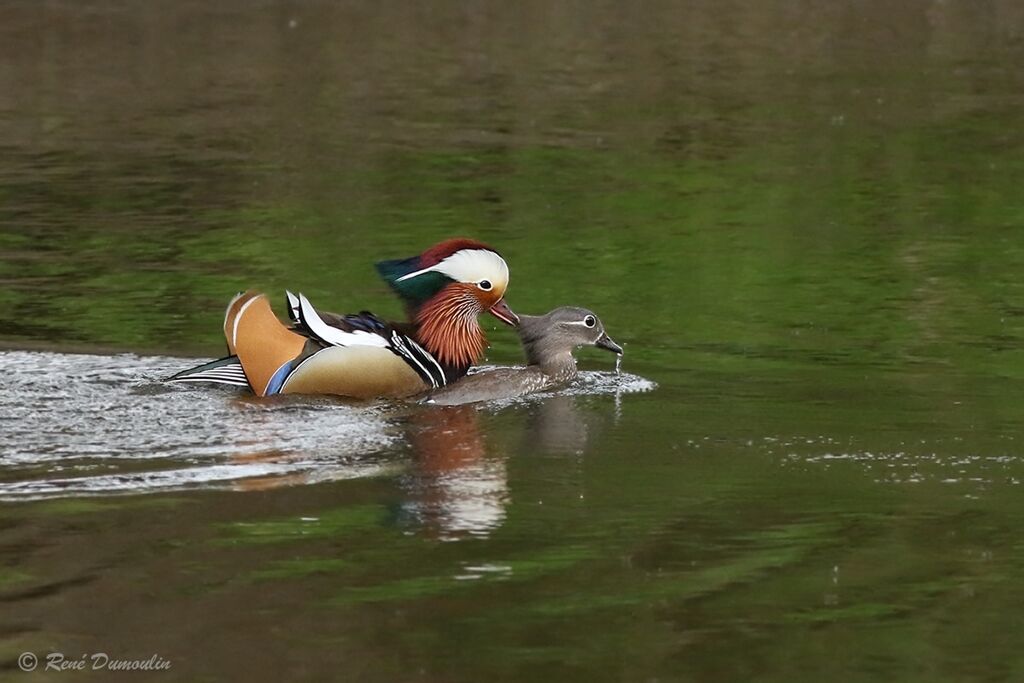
left=168, top=239, right=519, bottom=398
left=428, top=307, right=623, bottom=405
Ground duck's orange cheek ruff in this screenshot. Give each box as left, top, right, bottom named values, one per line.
left=415, top=284, right=488, bottom=371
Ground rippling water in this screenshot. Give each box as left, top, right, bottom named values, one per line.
left=0, top=352, right=396, bottom=497
left=4, top=1, right=1024, bottom=681
left=0, top=350, right=652, bottom=500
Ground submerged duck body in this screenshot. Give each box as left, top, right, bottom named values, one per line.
left=169, top=239, right=518, bottom=399
left=428, top=307, right=622, bottom=406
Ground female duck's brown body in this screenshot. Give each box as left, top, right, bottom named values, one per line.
left=427, top=307, right=622, bottom=406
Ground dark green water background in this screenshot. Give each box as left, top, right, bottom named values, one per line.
left=3, top=2, right=1024, bottom=681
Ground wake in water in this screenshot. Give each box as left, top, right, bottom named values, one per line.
left=0, top=351, right=656, bottom=500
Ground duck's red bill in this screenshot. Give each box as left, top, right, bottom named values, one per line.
left=489, top=298, right=520, bottom=327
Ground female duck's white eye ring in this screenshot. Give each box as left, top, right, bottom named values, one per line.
left=477, top=280, right=493, bottom=291
left=584, top=315, right=596, bottom=328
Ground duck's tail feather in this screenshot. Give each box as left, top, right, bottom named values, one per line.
left=166, top=355, right=250, bottom=388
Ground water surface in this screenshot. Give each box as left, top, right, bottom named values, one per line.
left=3, top=1, right=1024, bottom=681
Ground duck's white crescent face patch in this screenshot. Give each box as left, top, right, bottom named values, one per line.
left=396, top=249, right=510, bottom=293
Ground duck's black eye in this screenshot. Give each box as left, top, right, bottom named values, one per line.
left=478, top=280, right=493, bottom=291
left=584, top=315, right=596, bottom=328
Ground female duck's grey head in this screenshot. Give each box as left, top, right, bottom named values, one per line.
left=517, top=307, right=622, bottom=375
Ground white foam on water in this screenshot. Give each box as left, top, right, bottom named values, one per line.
left=0, top=351, right=399, bottom=499
left=0, top=351, right=657, bottom=500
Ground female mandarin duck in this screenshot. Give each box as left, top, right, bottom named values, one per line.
left=168, top=239, right=519, bottom=398
left=427, top=307, right=622, bottom=405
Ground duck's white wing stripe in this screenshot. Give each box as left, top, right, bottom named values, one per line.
left=296, top=293, right=388, bottom=348
left=172, top=375, right=249, bottom=386
left=285, top=291, right=301, bottom=324
left=406, top=337, right=447, bottom=387
left=232, top=297, right=259, bottom=349
left=390, top=332, right=438, bottom=388
left=195, top=368, right=247, bottom=379
left=167, top=358, right=250, bottom=388
left=172, top=376, right=249, bottom=387
left=223, top=291, right=244, bottom=333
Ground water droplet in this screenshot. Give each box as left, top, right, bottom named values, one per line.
left=614, top=353, right=623, bottom=375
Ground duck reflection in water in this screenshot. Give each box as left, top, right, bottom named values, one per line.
left=396, top=393, right=601, bottom=539
left=220, top=394, right=601, bottom=540
left=396, top=405, right=506, bottom=540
